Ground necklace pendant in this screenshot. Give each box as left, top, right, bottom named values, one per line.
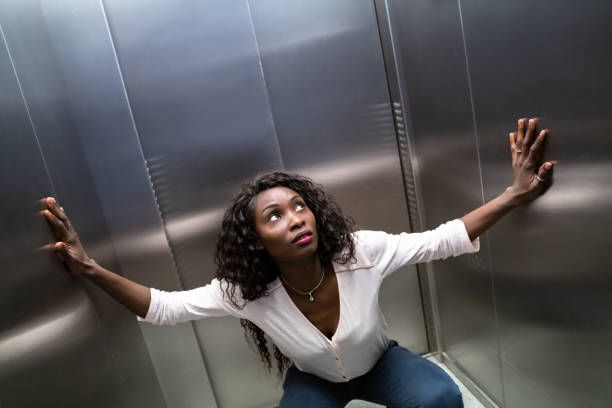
left=308, top=293, right=315, bottom=302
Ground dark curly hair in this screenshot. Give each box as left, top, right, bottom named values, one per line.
left=213, top=172, right=356, bottom=378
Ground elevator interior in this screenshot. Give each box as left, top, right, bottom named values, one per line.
left=1, top=1, right=611, bottom=407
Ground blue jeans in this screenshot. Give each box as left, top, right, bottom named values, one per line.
left=278, top=340, right=463, bottom=408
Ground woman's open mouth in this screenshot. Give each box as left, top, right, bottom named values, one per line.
left=292, top=230, right=313, bottom=246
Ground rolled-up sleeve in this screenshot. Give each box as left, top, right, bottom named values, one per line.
left=357, top=219, right=480, bottom=279
left=137, top=279, right=244, bottom=326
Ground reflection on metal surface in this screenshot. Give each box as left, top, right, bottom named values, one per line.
left=0, top=295, right=92, bottom=375
left=473, top=161, right=612, bottom=213
left=160, top=153, right=401, bottom=242
left=164, top=206, right=226, bottom=243
left=252, top=23, right=360, bottom=54
left=108, top=228, right=177, bottom=260
left=293, top=153, right=400, bottom=190
left=529, top=162, right=610, bottom=211
left=100, top=152, right=402, bottom=260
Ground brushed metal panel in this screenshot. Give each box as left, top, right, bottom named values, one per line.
left=386, top=0, right=504, bottom=403
left=1, top=0, right=220, bottom=406
left=0, top=21, right=126, bottom=407
left=102, top=1, right=284, bottom=407
left=27, top=0, right=218, bottom=406
left=460, top=1, right=612, bottom=407
left=249, top=0, right=428, bottom=362
left=102, top=0, right=282, bottom=285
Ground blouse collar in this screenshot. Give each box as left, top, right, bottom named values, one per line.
left=266, top=240, right=374, bottom=292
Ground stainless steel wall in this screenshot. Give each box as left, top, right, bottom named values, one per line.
left=0, top=1, right=427, bottom=407
left=386, top=0, right=612, bottom=407
left=384, top=0, right=504, bottom=403
left=0, top=1, right=165, bottom=406
left=460, top=1, right=612, bottom=407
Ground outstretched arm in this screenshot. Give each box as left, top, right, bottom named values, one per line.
left=460, top=118, right=554, bottom=241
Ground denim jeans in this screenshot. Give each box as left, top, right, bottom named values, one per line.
left=278, top=340, right=463, bottom=408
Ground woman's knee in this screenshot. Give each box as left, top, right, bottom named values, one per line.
left=417, top=376, right=463, bottom=408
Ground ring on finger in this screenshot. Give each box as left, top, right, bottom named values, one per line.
left=515, top=147, right=522, bottom=153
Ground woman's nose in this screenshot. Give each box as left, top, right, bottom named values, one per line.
left=288, top=212, right=305, bottom=229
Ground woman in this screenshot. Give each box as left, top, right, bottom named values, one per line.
left=43, top=118, right=553, bottom=407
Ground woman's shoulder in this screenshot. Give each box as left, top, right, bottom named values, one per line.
left=204, top=277, right=247, bottom=310
left=210, top=276, right=283, bottom=309
left=347, top=229, right=407, bottom=268
left=351, top=229, right=393, bottom=253
left=331, top=230, right=380, bottom=272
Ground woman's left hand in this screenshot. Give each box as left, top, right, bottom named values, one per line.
left=507, top=117, right=554, bottom=205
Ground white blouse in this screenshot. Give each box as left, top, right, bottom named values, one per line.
left=138, top=219, right=480, bottom=382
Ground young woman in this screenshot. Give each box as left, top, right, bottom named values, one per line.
left=43, top=118, right=553, bottom=407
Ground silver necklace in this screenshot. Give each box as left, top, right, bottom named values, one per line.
left=280, top=269, right=325, bottom=302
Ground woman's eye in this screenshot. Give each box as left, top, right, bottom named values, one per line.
left=296, top=202, right=305, bottom=211
left=269, top=213, right=280, bottom=222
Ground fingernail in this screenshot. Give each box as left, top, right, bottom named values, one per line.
left=545, top=163, right=552, bottom=169
left=529, top=119, right=534, bottom=126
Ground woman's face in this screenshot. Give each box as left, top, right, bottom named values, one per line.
left=253, top=186, right=318, bottom=265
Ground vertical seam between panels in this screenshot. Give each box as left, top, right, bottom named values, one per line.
left=246, top=0, right=285, bottom=170
left=0, top=23, right=57, bottom=197
left=98, top=0, right=185, bottom=289
left=384, top=0, right=441, bottom=353
left=387, top=0, right=438, bottom=352
left=457, top=1, right=507, bottom=405
left=381, top=0, right=427, bottom=232
left=98, top=2, right=220, bottom=407
left=372, top=0, right=434, bottom=353
left=373, top=0, right=418, bottom=232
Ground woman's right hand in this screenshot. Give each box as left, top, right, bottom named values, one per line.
left=43, top=197, right=92, bottom=276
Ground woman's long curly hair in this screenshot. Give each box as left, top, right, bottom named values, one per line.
left=213, top=172, right=356, bottom=378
